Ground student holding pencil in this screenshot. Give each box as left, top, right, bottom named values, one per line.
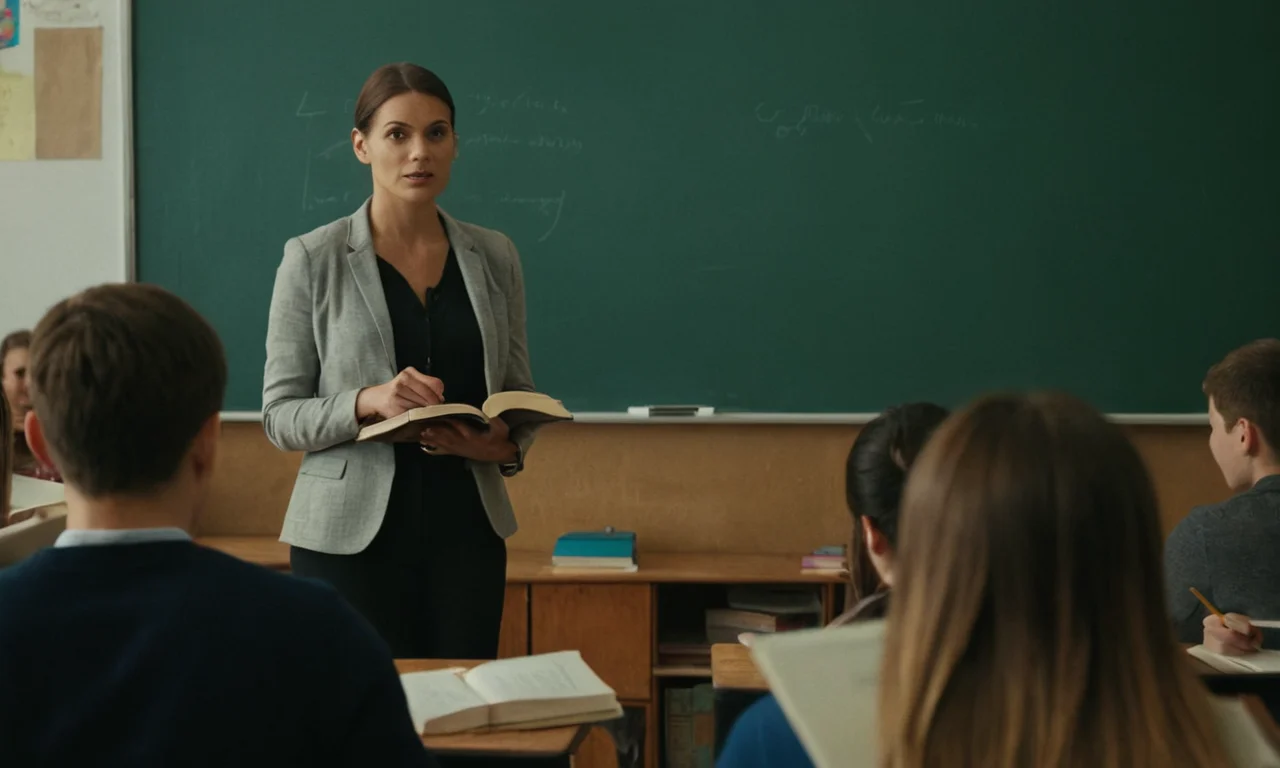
left=1165, top=339, right=1280, bottom=650
left=263, top=62, right=539, bottom=659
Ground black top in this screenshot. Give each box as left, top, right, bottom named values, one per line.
left=375, top=247, right=492, bottom=540
left=377, top=247, right=488, bottom=412
left=0, top=542, right=436, bottom=767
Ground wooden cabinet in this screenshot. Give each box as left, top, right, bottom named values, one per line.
left=531, top=584, right=652, bottom=701
left=497, top=584, right=529, bottom=658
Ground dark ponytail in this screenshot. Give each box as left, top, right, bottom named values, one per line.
left=845, top=402, right=950, bottom=604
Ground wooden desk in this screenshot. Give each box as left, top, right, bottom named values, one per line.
left=197, top=537, right=848, bottom=588
left=394, top=659, right=591, bottom=759
left=711, top=643, right=767, bottom=691
left=201, top=536, right=848, bottom=768
left=198, top=536, right=290, bottom=570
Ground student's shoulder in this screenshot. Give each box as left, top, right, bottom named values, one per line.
left=192, top=547, right=357, bottom=623
left=719, top=694, right=814, bottom=768
left=1182, top=488, right=1276, bottom=532
left=0, top=554, right=52, bottom=609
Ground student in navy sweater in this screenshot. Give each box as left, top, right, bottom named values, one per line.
left=0, top=284, right=438, bottom=767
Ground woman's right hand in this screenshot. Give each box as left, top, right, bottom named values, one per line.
left=355, top=367, right=445, bottom=421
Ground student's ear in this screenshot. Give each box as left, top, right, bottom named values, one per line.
left=1239, top=418, right=1272, bottom=459
left=861, top=516, right=890, bottom=557
left=189, top=413, right=221, bottom=483
left=22, top=411, right=55, bottom=469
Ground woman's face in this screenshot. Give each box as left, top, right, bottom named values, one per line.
left=2, top=346, right=30, bottom=430
left=353, top=91, right=456, bottom=205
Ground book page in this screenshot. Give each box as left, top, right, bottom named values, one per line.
left=483, top=391, right=572, bottom=421
left=463, top=651, right=614, bottom=705
left=399, top=669, right=489, bottom=730
left=11, top=475, right=66, bottom=512
left=749, top=621, right=886, bottom=768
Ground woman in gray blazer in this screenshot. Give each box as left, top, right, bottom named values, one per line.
left=262, top=62, right=538, bottom=658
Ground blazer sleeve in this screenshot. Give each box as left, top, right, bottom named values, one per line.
left=500, top=235, right=540, bottom=473
left=261, top=238, right=362, bottom=453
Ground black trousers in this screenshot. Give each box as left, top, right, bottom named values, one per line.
left=291, top=458, right=507, bottom=659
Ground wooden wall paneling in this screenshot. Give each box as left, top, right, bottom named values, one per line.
left=206, top=422, right=1226, bottom=547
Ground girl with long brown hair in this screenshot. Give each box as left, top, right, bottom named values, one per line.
left=880, top=393, right=1275, bottom=767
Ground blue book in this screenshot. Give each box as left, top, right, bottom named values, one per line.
left=553, top=530, right=637, bottom=559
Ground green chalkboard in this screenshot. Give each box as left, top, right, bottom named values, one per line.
left=135, top=0, right=1279, bottom=413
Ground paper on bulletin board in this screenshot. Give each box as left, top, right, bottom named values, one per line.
left=35, top=26, right=103, bottom=159
left=0, top=72, right=36, bottom=160
left=0, top=0, right=19, bottom=50
left=24, top=0, right=100, bottom=25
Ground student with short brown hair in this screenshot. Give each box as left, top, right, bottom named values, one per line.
left=1166, top=339, right=1280, bottom=650
left=0, top=284, right=436, bottom=767
left=879, top=393, right=1273, bottom=767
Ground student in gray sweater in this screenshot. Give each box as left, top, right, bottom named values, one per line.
left=1165, top=339, right=1280, bottom=650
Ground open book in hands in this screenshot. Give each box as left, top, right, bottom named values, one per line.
left=748, top=621, right=886, bottom=768
left=356, top=391, right=573, bottom=443
left=399, top=651, right=622, bottom=736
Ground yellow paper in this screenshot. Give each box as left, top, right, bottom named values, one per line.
left=0, top=72, right=36, bottom=160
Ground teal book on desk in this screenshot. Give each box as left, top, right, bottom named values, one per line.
left=552, top=530, right=637, bottom=570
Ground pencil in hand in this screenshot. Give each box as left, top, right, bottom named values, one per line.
left=1191, top=587, right=1262, bottom=654
left=1189, top=587, right=1226, bottom=625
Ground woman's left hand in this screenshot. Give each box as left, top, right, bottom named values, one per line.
left=420, top=416, right=519, bottom=463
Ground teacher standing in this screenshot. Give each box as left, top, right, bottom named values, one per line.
left=263, top=63, right=537, bottom=659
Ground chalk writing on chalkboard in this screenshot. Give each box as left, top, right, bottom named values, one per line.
left=459, top=190, right=568, bottom=243
left=463, top=133, right=584, bottom=153
left=469, top=91, right=570, bottom=116
left=757, top=99, right=979, bottom=142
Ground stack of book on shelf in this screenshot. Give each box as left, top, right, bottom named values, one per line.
left=656, top=632, right=712, bottom=668
left=551, top=529, right=637, bottom=572
left=399, top=651, right=621, bottom=735
left=801, top=545, right=848, bottom=574
left=705, top=586, right=822, bottom=644
left=665, top=683, right=714, bottom=768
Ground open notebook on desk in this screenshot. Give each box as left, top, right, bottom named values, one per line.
left=400, top=651, right=621, bottom=736
left=1188, top=645, right=1280, bottom=674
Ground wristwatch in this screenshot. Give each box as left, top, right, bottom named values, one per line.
left=499, top=443, right=524, bottom=477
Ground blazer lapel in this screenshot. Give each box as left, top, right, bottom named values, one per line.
left=346, top=200, right=397, bottom=374
left=441, top=209, right=500, bottom=394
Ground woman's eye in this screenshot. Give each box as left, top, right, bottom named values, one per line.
left=429, top=126, right=449, bottom=140
left=387, top=130, right=405, bottom=141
